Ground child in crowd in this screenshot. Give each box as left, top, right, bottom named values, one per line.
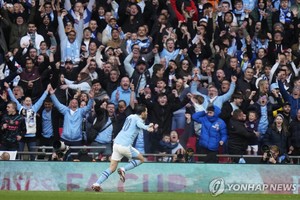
left=159, top=134, right=179, bottom=154
left=192, top=67, right=212, bottom=88
left=126, top=33, right=139, bottom=54
left=158, top=133, right=180, bottom=162
left=240, top=52, right=251, bottom=72
left=245, top=110, right=259, bottom=155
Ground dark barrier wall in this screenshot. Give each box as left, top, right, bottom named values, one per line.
left=0, top=162, right=299, bottom=195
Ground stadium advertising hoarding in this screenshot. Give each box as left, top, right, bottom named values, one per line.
left=0, top=162, right=299, bottom=194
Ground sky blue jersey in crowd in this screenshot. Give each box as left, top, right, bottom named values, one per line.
left=114, top=114, right=149, bottom=147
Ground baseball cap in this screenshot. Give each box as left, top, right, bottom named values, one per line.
left=65, top=58, right=73, bottom=64
left=105, top=46, right=114, bottom=53
left=136, top=59, right=147, bottom=66
left=109, top=16, right=117, bottom=21
left=282, top=102, right=291, bottom=107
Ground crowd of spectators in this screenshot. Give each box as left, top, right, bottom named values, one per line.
left=0, top=0, right=300, bottom=164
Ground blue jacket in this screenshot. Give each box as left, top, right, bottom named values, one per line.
left=110, top=86, right=131, bottom=107
left=51, top=94, right=93, bottom=141
left=192, top=106, right=227, bottom=151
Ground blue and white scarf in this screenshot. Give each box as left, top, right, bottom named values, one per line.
left=279, top=8, right=292, bottom=24
left=233, top=9, right=246, bottom=26
left=64, top=39, right=80, bottom=62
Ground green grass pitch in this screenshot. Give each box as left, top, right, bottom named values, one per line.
left=0, top=191, right=298, bottom=200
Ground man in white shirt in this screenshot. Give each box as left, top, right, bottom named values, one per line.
left=20, top=22, right=44, bottom=51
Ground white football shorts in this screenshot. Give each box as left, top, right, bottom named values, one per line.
left=111, top=144, right=140, bottom=161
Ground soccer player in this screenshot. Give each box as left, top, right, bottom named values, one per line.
left=91, top=104, right=157, bottom=192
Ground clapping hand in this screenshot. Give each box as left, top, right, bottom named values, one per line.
left=48, top=84, right=55, bottom=94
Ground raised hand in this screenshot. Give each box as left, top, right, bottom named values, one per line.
left=48, top=84, right=55, bottom=94
left=154, top=124, right=159, bottom=130
left=89, top=89, right=95, bottom=99
left=249, top=91, right=256, bottom=100
left=0, top=90, right=8, bottom=102
left=292, top=7, right=299, bottom=17
left=61, top=9, right=67, bottom=18
left=186, top=93, right=193, bottom=99
left=145, top=94, right=151, bottom=99
left=231, top=76, right=237, bottom=83
left=47, top=32, right=54, bottom=38
left=189, top=9, right=195, bottom=18
left=47, top=84, right=52, bottom=92
left=172, top=89, right=178, bottom=97
left=130, top=82, right=135, bottom=91
left=3, top=82, right=9, bottom=89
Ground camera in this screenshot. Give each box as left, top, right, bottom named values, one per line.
left=173, top=149, right=189, bottom=163
left=177, top=153, right=184, bottom=160
left=53, top=140, right=70, bottom=160
left=185, top=148, right=195, bottom=163
left=261, top=145, right=272, bottom=159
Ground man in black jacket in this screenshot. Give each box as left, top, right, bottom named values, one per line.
left=141, top=90, right=191, bottom=152
left=227, top=109, right=259, bottom=163
left=289, top=109, right=300, bottom=164
left=220, top=92, right=244, bottom=124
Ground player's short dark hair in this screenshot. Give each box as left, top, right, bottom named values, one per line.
left=134, top=104, right=147, bottom=115
left=7, top=101, right=17, bottom=110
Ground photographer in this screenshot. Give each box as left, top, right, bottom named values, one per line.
left=49, top=152, right=64, bottom=161
left=172, top=148, right=186, bottom=163
left=261, top=145, right=290, bottom=164
left=49, top=140, right=71, bottom=161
